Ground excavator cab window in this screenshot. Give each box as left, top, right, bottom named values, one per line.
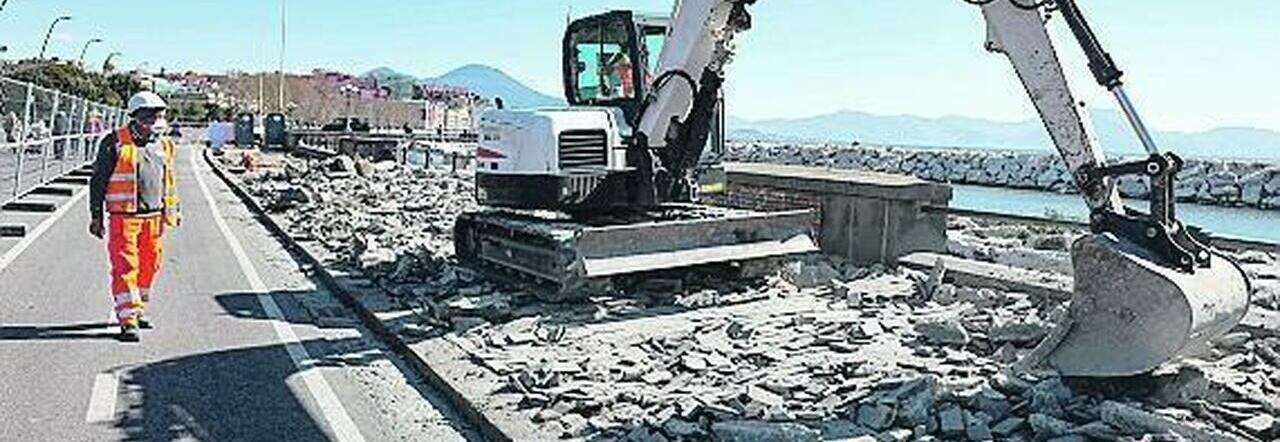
left=564, top=11, right=661, bottom=124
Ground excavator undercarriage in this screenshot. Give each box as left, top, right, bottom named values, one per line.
left=454, top=205, right=817, bottom=299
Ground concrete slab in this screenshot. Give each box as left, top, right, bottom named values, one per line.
left=2, top=200, right=58, bottom=213
left=50, top=176, right=89, bottom=185
left=725, top=162, right=952, bottom=202
left=0, top=223, right=24, bottom=238
left=27, top=186, right=76, bottom=197
left=899, top=252, right=1279, bottom=337
left=898, top=252, right=1072, bottom=301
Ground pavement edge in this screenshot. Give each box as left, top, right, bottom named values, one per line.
left=202, top=149, right=512, bottom=442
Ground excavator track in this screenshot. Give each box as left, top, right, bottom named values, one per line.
left=453, top=205, right=818, bottom=301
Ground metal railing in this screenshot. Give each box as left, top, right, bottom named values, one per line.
left=0, top=76, right=127, bottom=200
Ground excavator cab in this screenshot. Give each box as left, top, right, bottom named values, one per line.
left=563, top=10, right=727, bottom=198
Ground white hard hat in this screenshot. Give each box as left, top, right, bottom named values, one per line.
left=127, top=91, right=167, bottom=116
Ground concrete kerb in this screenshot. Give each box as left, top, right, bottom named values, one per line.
left=201, top=149, right=510, bottom=442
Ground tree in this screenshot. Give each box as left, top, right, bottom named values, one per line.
left=8, top=61, right=141, bottom=106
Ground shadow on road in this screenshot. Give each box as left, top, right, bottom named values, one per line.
left=0, top=321, right=120, bottom=341
left=110, top=339, right=343, bottom=441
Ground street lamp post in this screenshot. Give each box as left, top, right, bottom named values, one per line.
left=102, top=51, right=121, bottom=72
left=278, top=0, right=287, bottom=112
left=340, top=84, right=358, bottom=132
left=78, top=38, right=103, bottom=66
left=39, top=15, right=73, bottom=60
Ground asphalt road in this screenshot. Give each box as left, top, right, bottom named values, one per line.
left=0, top=143, right=479, bottom=441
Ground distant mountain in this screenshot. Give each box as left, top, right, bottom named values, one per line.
left=362, top=67, right=418, bottom=100
left=423, top=64, right=564, bottom=110
left=729, top=110, right=1280, bottom=161
left=361, top=64, right=565, bottom=109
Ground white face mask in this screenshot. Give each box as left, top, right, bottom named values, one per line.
left=150, top=117, right=170, bottom=134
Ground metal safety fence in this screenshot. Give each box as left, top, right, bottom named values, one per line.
left=0, top=76, right=127, bottom=200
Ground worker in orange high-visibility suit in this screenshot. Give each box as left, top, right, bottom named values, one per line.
left=88, top=91, right=181, bottom=342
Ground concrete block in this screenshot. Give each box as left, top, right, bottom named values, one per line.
left=0, top=223, right=25, bottom=238
left=27, top=186, right=75, bottom=196
left=2, top=201, right=57, bottom=213
left=51, top=176, right=90, bottom=185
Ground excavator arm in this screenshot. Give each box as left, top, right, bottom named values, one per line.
left=635, top=0, right=1250, bottom=376
left=630, top=0, right=755, bottom=202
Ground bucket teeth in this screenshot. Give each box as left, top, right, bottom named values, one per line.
left=1034, top=233, right=1250, bottom=377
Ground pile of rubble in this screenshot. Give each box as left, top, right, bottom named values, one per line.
left=241, top=154, right=478, bottom=276
left=231, top=152, right=1279, bottom=442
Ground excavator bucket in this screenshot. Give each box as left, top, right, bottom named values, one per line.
left=1036, top=234, right=1251, bottom=377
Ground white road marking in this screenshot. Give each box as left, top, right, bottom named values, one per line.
left=190, top=148, right=367, bottom=442
left=85, top=373, right=118, bottom=423
left=0, top=187, right=88, bottom=274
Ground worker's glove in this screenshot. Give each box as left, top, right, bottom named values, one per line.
left=88, top=218, right=105, bottom=239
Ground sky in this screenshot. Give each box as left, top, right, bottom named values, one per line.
left=2, top=0, right=1276, bottom=132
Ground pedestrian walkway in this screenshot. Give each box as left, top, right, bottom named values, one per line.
left=0, top=143, right=477, bottom=441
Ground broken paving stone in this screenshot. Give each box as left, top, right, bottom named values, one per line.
left=1100, top=401, right=1239, bottom=442
left=1212, top=331, right=1251, bottom=350
left=682, top=353, right=709, bottom=371
left=533, top=408, right=563, bottom=423
left=890, top=377, right=936, bottom=428
left=915, top=317, right=971, bottom=345
left=939, top=406, right=965, bottom=437
left=745, top=385, right=786, bottom=411
left=1030, top=378, right=1072, bottom=416
left=625, top=426, right=670, bottom=442
left=782, top=260, right=841, bottom=289
left=1071, top=421, right=1119, bottom=440
left=991, top=371, right=1032, bottom=396
left=1239, top=413, right=1276, bottom=434
left=991, top=417, right=1025, bottom=436
left=831, top=436, right=876, bottom=442
left=966, top=413, right=994, bottom=441
left=819, top=419, right=873, bottom=439
left=878, top=428, right=913, bottom=442
left=661, top=417, right=703, bottom=438
left=642, top=369, right=674, bottom=385
left=710, top=420, right=820, bottom=442
left=358, top=246, right=397, bottom=269
left=559, top=413, right=590, bottom=438
left=989, top=317, right=1051, bottom=344
left=1028, top=413, right=1074, bottom=439
left=968, top=385, right=1011, bottom=420
left=855, top=403, right=895, bottom=430
left=1044, top=436, right=1085, bottom=442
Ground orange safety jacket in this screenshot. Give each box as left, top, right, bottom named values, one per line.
left=105, top=127, right=180, bottom=226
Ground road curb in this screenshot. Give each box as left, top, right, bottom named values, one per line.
left=202, top=149, right=510, bottom=442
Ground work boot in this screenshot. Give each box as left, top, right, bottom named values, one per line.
left=118, top=324, right=140, bottom=342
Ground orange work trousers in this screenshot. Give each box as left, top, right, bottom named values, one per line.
left=107, top=214, right=165, bottom=326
